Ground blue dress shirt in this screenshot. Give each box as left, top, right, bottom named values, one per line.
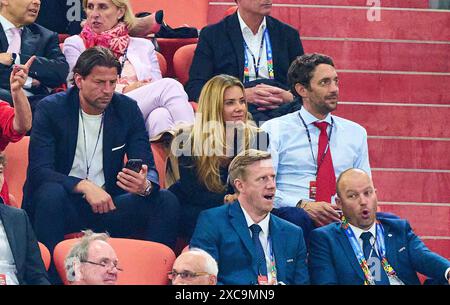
left=261, top=107, right=370, bottom=208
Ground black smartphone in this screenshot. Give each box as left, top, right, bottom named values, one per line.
left=125, top=159, right=143, bottom=173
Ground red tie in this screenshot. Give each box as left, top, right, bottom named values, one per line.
left=313, top=121, right=336, bottom=203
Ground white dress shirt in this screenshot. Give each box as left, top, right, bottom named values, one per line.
left=261, top=107, right=370, bottom=208
left=237, top=11, right=269, bottom=81
left=241, top=206, right=277, bottom=284
left=0, top=219, right=19, bottom=285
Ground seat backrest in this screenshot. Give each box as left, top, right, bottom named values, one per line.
left=53, top=237, right=176, bottom=285
left=38, top=242, right=51, bottom=271
left=173, top=43, right=197, bottom=86
left=155, top=51, right=168, bottom=77
left=224, top=5, right=238, bottom=17
left=129, top=0, right=209, bottom=29
left=3, top=136, right=30, bottom=208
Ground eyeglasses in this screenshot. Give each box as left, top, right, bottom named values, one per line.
left=81, top=260, right=124, bottom=272
left=167, top=270, right=209, bottom=280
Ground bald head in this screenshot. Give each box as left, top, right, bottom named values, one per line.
left=336, top=168, right=378, bottom=230
left=171, top=248, right=218, bottom=285
left=336, top=168, right=372, bottom=198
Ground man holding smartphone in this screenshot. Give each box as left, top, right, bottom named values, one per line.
left=22, top=47, right=180, bottom=284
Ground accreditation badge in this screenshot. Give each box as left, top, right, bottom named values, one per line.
left=309, top=180, right=317, bottom=200
left=257, top=275, right=269, bottom=285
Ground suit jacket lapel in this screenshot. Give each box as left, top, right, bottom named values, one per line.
left=102, top=99, right=116, bottom=190
left=226, top=13, right=245, bottom=81
left=0, top=206, right=18, bottom=266
left=269, top=217, right=286, bottom=281
left=0, top=24, right=7, bottom=52
left=336, top=225, right=366, bottom=282
left=20, top=26, right=39, bottom=55
left=381, top=222, right=397, bottom=268
left=66, top=88, right=81, bottom=172
left=229, top=202, right=258, bottom=274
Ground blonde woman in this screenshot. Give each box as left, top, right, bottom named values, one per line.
left=63, top=0, right=194, bottom=139
left=169, top=74, right=268, bottom=239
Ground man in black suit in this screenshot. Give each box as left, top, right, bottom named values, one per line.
left=186, top=0, right=304, bottom=123
left=0, top=0, right=68, bottom=106
left=0, top=202, right=50, bottom=285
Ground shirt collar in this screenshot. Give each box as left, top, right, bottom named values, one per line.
left=0, top=14, right=22, bottom=32
left=237, top=10, right=266, bottom=36
left=349, top=221, right=377, bottom=240
left=241, top=204, right=270, bottom=236
left=299, top=106, right=333, bottom=126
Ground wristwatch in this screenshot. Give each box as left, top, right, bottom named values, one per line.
left=296, top=200, right=308, bottom=209
left=8, top=53, right=17, bottom=68
left=139, top=179, right=152, bottom=197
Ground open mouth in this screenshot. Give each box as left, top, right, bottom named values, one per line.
left=28, top=8, right=39, bottom=15
left=263, top=194, right=274, bottom=200
left=361, top=209, right=370, bottom=219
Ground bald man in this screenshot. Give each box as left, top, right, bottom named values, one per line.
left=169, top=248, right=218, bottom=285
left=308, top=168, right=450, bottom=285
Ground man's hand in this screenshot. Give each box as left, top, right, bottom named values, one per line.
left=302, top=201, right=341, bottom=227
left=75, top=180, right=116, bottom=214
left=117, top=164, right=150, bottom=195
left=10, top=56, right=35, bottom=92
left=122, top=79, right=151, bottom=94
left=0, top=52, right=14, bottom=66
left=245, top=84, right=293, bottom=111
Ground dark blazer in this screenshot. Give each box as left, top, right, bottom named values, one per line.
left=22, top=87, right=159, bottom=213
left=190, top=201, right=310, bottom=285
left=168, top=155, right=231, bottom=239
left=0, top=203, right=50, bottom=285
left=186, top=13, right=304, bottom=101
left=0, top=22, right=69, bottom=95
left=308, top=217, right=450, bottom=285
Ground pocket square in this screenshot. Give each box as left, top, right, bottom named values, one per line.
left=398, top=247, right=406, bottom=253
left=112, top=144, right=125, bottom=151
left=286, top=258, right=294, bottom=263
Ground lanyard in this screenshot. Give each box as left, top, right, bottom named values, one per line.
left=267, top=236, right=277, bottom=283
left=341, top=217, right=402, bottom=285
left=243, top=28, right=274, bottom=83
left=298, top=113, right=334, bottom=177
left=80, top=109, right=104, bottom=180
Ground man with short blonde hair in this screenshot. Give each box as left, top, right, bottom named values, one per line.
left=191, top=149, right=309, bottom=285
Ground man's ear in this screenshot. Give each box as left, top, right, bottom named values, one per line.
left=74, top=73, right=83, bottom=89
left=335, top=196, right=342, bottom=210
left=294, top=83, right=309, bottom=99
left=234, top=178, right=244, bottom=194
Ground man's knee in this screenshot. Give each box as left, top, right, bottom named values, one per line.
left=153, top=189, right=180, bottom=215
left=32, top=183, right=69, bottom=210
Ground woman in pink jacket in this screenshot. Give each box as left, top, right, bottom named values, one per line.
left=63, top=0, right=194, bottom=140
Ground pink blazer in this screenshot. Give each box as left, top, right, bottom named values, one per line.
left=63, top=35, right=162, bottom=84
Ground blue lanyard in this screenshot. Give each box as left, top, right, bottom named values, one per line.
left=243, top=28, right=274, bottom=83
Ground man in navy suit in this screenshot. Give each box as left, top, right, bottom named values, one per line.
left=22, top=47, right=180, bottom=283
left=190, top=149, right=309, bottom=285
left=0, top=0, right=68, bottom=106
left=186, top=0, right=304, bottom=123
left=308, top=168, right=450, bottom=285
left=0, top=201, right=49, bottom=285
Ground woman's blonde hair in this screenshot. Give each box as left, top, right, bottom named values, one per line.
left=83, top=0, right=136, bottom=28
left=189, top=74, right=258, bottom=193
